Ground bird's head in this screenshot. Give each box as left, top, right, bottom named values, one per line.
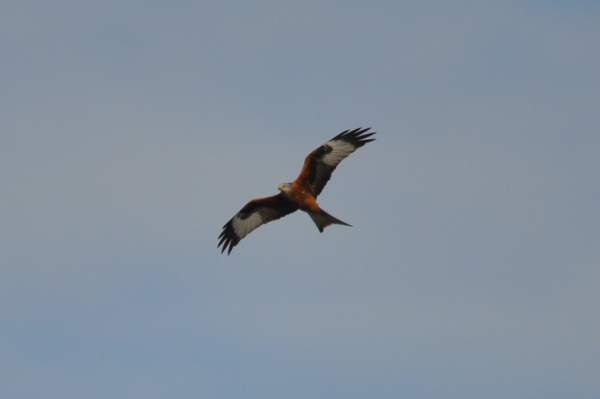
left=278, top=182, right=292, bottom=193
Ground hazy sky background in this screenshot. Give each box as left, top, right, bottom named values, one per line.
left=1, top=1, right=599, bottom=398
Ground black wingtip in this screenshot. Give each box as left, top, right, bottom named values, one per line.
left=218, top=219, right=240, bottom=255
left=332, top=127, right=376, bottom=147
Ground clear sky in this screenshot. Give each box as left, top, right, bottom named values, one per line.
left=2, top=1, right=599, bottom=398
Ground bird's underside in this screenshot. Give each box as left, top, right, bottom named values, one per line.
left=218, top=127, right=375, bottom=254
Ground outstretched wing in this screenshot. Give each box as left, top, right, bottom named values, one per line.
left=218, top=193, right=299, bottom=254
left=296, top=127, right=376, bottom=197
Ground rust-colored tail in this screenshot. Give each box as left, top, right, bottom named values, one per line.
left=307, top=210, right=352, bottom=233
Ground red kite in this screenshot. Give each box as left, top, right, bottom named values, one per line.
left=218, top=127, right=375, bottom=254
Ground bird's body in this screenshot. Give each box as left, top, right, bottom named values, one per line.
left=218, top=127, right=375, bottom=254
left=279, top=181, right=351, bottom=232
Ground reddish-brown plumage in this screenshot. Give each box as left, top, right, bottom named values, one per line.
left=289, top=180, right=319, bottom=212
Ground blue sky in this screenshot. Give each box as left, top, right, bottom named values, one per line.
left=1, top=1, right=599, bottom=398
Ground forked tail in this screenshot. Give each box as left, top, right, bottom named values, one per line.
left=307, top=210, right=352, bottom=233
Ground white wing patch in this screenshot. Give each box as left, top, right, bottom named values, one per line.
left=323, top=139, right=359, bottom=166
left=232, top=212, right=264, bottom=239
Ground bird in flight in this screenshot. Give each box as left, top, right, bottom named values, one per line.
left=218, top=127, right=376, bottom=254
